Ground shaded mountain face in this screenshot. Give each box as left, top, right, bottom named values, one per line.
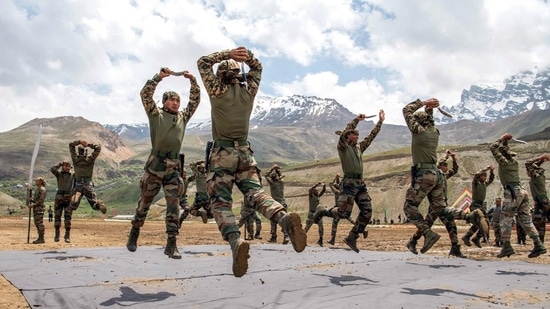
left=436, top=67, right=550, bottom=124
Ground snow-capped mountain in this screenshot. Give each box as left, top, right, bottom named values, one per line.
left=436, top=66, right=550, bottom=124
left=107, top=95, right=356, bottom=139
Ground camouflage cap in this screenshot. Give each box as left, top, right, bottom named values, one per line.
left=216, top=59, right=240, bottom=76
left=162, top=91, right=180, bottom=104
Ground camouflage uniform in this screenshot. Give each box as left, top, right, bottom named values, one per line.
left=402, top=99, right=444, bottom=254
left=525, top=155, right=549, bottom=242
left=265, top=166, right=289, bottom=243
left=461, top=168, right=495, bottom=248
left=30, top=178, right=47, bottom=243
left=237, top=200, right=262, bottom=240
left=188, top=160, right=213, bottom=223
left=313, top=112, right=384, bottom=253
left=51, top=161, right=74, bottom=243
left=304, top=182, right=326, bottom=246
left=178, top=170, right=194, bottom=225
left=409, top=154, right=468, bottom=257
left=327, top=175, right=342, bottom=245
left=69, top=140, right=106, bottom=213
left=127, top=70, right=200, bottom=259
left=198, top=47, right=306, bottom=277
left=490, top=137, right=546, bottom=258
left=487, top=198, right=503, bottom=246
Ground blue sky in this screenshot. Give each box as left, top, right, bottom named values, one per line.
left=1, top=0, right=549, bottom=132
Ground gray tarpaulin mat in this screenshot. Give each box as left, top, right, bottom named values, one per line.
left=1, top=244, right=549, bottom=308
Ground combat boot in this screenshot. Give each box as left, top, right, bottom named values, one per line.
left=228, top=233, right=250, bottom=278
left=466, top=209, right=489, bottom=238
left=95, top=200, right=107, bottom=214
left=406, top=237, right=418, bottom=255
left=268, top=235, right=277, bottom=243
left=343, top=231, right=360, bottom=253
left=461, top=234, right=472, bottom=247
left=449, top=243, right=467, bottom=258
left=126, top=227, right=140, bottom=252
left=198, top=209, right=208, bottom=224
left=471, top=235, right=482, bottom=248
left=420, top=229, right=441, bottom=254
left=328, top=234, right=336, bottom=245
left=54, top=227, right=60, bottom=242
left=32, top=234, right=45, bottom=244
left=528, top=239, right=547, bottom=258
left=282, top=234, right=290, bottom=244
left=279, top=212, right=307, bottom=252
left=254, top=231, right=262, bottom=240
left=164, top=236, right=182, bottom=259
left=317, top=237, right=323, bottom=247
left=496, top=241, right=515, bottom=258
left=64, top=229, right=70, bottom=243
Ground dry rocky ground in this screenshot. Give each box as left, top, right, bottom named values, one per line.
left=1, top=216, right=549, bottom=308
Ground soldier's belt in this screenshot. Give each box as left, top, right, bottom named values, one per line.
left=213, top=140, right=249, bottom=148
left=151, top=149, right=180, bottom=159
left=413, top=163, right=437, bottom=169
left=75, top=177, right=92, bottom=182
left=344, top=173, right=363, bottom=179
left=56, top=191, right=72, bottom=195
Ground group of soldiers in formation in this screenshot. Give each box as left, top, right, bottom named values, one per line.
left=26, top=46, right=549, bottom=277
left=27, top=140, right=107, bottom=244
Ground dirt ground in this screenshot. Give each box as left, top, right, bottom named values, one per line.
left=1, top=216, right=548, bottom=309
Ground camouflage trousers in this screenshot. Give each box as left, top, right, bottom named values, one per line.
left=403, top=168, right=446, bottom=235
left=179, top=195, right=190, bottom=222
left=413, top=205, right=465, bottom=243
left=244, top=211, right=262, bottom=238
left=206, top=143, right=285, bottom=240
left=70, top=180, right=101, bottom=211
left=500, top=184, right=539, bottom=243
left=132, top=155, right=182, bottom=236
left=532, top=196, right=549, bottom=242
left=304, top=211, right=324, bottom=237
left=463, top=203, right=488, bottom=239
left=33, top=205, right=45, bottom=235
left=54, top=194, right=73, bottom=230
left=189, top=192, right=212, bottom=217
left=324, top=178, right=372, bottom=235
left=492, top=221, right=501, bottom=244
left=270, top=200, right=288, bottom=238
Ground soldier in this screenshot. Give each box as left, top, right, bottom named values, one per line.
left=29, top=177, right=47, bottom=244
left=178, top=168, right=194, bottom=226
left=47, top=205, right=53, bottom=222
left=237, top=200, right=262, bottom=240
left=400, top=98, right=445, bottom=254
left=51, top=160, right=75, bottom=243
left=313, top=110, right=385, bottom=253
left=327, top=174, right=342, bottom=245
left=188, top=160, right=212, bottom=223
left=265, top=165, right=289, bottom=244
left=69, top=139, right=107, bottom=222
left=126, top=68, right=200, bottom=259
left=407, top=151, right=482, bottom=258
left=487, top=197, right=503, bottom=247
left=461, top=166, right=495, bottom=248
left=489, top=133, right=546, bottom=258
left=525, top=154, right=550, bottom=242
left=197, top=46, right=306, bottom=277
left=304, top=182, right=326, bottom=247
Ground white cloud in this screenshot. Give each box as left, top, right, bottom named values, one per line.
left=0, top=0, right=549, bottom=132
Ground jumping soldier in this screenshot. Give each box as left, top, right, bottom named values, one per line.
left=188, top=160, right=213, bottom=223
left=525, top=154, right=550, bottom=242
left=489, top=133, right=546, bottom=258
left=197, top=46, right=306, bottom=277
left=265, top=165, right=289, bottom=244
left=51, top=160, right=75, bottom=243
left=305, top=182, right=326, bottom=247
left=126, top=68, right=200, bottom=259
left=462, top=166, right=495, bottom=248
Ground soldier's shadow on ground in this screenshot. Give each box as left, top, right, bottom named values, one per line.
left=496, top=269, right=548, bottom=277
left=313, top=274, right=379, bottom=287
left=405, top=261, right=466, bottom=269
left=100, top=286, right=176, bottom=307
left=401, top=287, right=479, bottom=299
